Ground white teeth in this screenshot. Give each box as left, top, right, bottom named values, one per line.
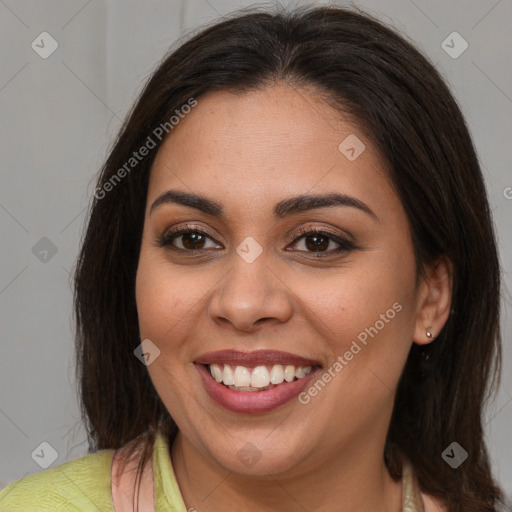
left=284, top=365, right=295, bottom=382
left=295, top=366, right=308, bottom=378
left=251, top=366, right=270, bottom=388
left=208, top=363, right=315, bottom=389
left=223, top=365, right=235, bottom=385
left=269, top=365, right=285, bottom=384
left=234, top=366, right=251, bottom=387
left=210, top=363, right=223, bottom=382
left=295, top=366, right=312, bottom=378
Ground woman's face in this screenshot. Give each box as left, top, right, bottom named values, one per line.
left=135, top=82, right=428, bottom=476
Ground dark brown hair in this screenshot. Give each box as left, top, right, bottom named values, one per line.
left=74, top=4, right=506, bottom=511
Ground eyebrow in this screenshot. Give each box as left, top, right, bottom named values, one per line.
left=149, top=189, right=377, bottom=220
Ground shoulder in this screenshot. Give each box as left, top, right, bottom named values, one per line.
left=0, top=447, right=115, bottom=512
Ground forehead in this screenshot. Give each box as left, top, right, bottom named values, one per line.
left=147, top=83, right=394, bottom=216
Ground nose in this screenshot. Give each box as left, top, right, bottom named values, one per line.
left=207, top=249, right=293, bottom=333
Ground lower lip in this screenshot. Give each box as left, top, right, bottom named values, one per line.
left=195, top=363, right=321, bottom=414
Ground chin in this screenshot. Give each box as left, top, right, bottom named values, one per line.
left=194, top=427, right=315, bottom=477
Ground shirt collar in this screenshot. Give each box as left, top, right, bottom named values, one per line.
left=153, top=430, right=188, bottom=512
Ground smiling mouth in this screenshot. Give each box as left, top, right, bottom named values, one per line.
left=204, top=363, right=320, bottom=392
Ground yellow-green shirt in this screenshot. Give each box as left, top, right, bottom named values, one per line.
left=0, top=431, right=187, bottom=511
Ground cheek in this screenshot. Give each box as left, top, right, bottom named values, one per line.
left=136, top=266, right=178, bottom=342
left=300, top=271, right=413, bottom=411
left=296, top=263, right=417, bottom=428
left=134, top=252, right=203, bottom=416
left=297, top=265, right=413, bottom=353
left=135, top=250, right=199, bottom=354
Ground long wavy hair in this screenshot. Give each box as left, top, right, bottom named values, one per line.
left=73, top=4, right=506, bottom=511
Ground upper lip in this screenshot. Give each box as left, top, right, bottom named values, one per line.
left=194, top=349, right=322, bottom=367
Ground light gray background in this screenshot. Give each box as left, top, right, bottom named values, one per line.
left=1, top=0, right=511, bottom=500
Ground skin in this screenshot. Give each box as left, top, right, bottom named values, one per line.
left=134, top=82, right=452, bottom=511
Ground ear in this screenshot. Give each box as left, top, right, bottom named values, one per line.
left=413, top=255, right=453, bottom=345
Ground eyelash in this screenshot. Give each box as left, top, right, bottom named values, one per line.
left=156, top=223, right=357, bottom=257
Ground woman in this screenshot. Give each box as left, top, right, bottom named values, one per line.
left=0, top=4, right=507, bottom=512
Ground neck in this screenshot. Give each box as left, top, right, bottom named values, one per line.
left=170, top=432, right=402, bottom=512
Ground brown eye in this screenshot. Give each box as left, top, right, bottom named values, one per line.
left=157, top=227, right=222, bottom=251
left=304, top=233, right=330, bottom=252
left=289, top=229, right=355, bottom=255
left=181, top=232, right=207, bottom=250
